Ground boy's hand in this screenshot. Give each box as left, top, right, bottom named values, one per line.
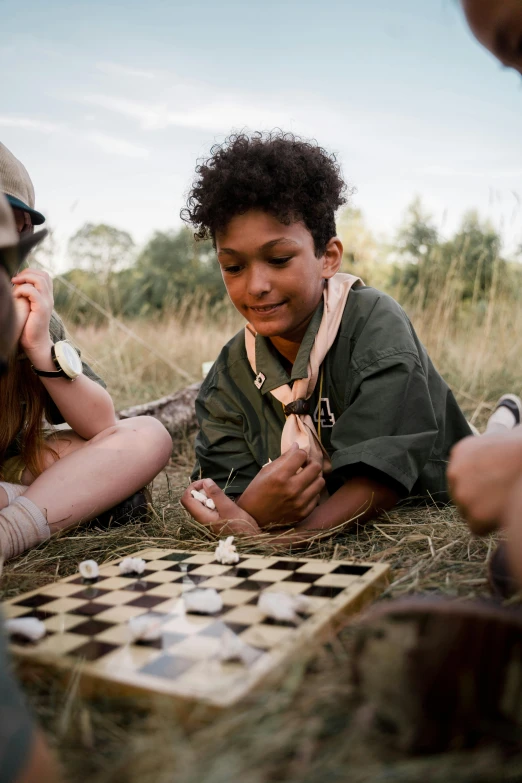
left=11, top=269, right=54, bottom=363
left=448, top=430, right=522, bottom=535
left=237, top=443, right=326, bottom=528
left=181, top=478, right=262, bottom=537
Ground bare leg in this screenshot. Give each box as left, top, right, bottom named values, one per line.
left=21, top=417, right=172, bottom=532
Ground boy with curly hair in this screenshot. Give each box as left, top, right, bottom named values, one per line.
left=181, top=132, right=473, bottom=540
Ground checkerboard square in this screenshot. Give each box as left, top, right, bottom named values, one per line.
left=162, top=552, right=192, bottom=562
left=70, top=619, right=115, bottom=636
left=332, top=563, right=370, bottom=576
left=73, top=588, right=110, bottom=601
left=140, top=654, right=194, bottom=679
left=96, top=605, right=147, bottom=623
left=39, top=597, right=86, bottom=614
left=43, top=614, right=85, bottom=633
left=303, top=585, right=345, bottom=598
left=71, top=602, right=109, bottom=617
left=250, top=569, right=292, bottom=583
left=235, top=579, right=274, bottom=591
left=14, top=594, right=53, bottom=608
left=73, top=640, right=119, bottom=661
left=40, top=583, right=85, bottom=598
left=141, top=559, right=178, bottom=572
left=127, top=594, right=169, bottom=609
left=266, top=560, right=304, bottom=571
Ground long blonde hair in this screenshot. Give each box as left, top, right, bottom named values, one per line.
left=0, top=350, right=57, bottom=480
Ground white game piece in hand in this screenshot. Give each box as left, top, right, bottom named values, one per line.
left=191, top=489, right=208, bottom=504
left=128, top=615, right=163, bottom=642
left=79, top=560, right=99, bottom=580
left=205, top=498, right=216, bottom=510
left=183, top=588, right=223, bottom=615
left=119, top=557, right=146, bottom=576
left=6, top=617, right=46, bottom=642
left=219, top=628, right=252, bottom=665
left=257, top=591, right=310, bottom=623
left=215, top=536, right=239, bottom=565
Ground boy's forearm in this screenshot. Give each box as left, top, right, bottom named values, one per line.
left=295, top=475, right=400, bottom=533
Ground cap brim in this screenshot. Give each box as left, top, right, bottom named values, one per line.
left=5, top=195, right=46, bottom=226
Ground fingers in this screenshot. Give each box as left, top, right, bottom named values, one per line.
left=271, top=443, right=309, bottom=476
left=288, top=459, right=324, bottom=494
left=11, top=269, right=52, bottom=294
left=12, top=282, right=44, bottom=304
left=180, top=484, right=219, bottom=525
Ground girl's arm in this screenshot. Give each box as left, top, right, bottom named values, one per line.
left=12, top=269, right=116, bottom=440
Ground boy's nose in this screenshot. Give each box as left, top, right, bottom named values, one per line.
left=246, top=264, right=272, bottom=297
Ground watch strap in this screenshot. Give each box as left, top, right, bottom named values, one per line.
left=31, top=366, right=67, bottom=378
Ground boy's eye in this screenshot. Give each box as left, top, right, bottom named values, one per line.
left=269, top=256, right=291, bottom=265
left=222, top=264, right=242, bottom=274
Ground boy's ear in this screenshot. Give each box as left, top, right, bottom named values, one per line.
left=321, top=237, right=343, bottom=279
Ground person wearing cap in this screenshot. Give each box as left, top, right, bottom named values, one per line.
left=0, top=143, right=173, bottom=561
left=0, top=189, right=60, bottom=783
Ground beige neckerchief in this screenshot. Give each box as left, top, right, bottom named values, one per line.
left=245, top=272, right=362, bottom=472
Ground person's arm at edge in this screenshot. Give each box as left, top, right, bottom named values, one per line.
left=16, top=730, right=61, bottom=783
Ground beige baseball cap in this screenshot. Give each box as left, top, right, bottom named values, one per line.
left=0, top=142, right=45, bottom=225
left=0, top=187, right=47, bottom=277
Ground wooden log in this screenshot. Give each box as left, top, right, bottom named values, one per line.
left=117, top=382, right=201, bottom=440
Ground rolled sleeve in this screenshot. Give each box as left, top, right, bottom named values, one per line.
left=330, top=351, right=439, bottom=493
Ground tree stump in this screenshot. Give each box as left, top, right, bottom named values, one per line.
left=117, top=382, right=201, bottom=441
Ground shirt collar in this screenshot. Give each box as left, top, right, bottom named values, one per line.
left=253, top=299, right=324, bottom=395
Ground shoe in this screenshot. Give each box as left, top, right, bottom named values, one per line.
left=349, top=596, right=522, bottom=753
left=487, top=394, right=522, bottom=432
left=89, top=487, right=152, bottom=530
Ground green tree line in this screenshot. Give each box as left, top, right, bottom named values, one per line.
left=50, top=199, right=522, bottom=326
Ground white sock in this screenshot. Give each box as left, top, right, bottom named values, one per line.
left=0, top=496, right=50, bottom=562
left=0, top=481, right=28, bottom=505
left=486, top=406, right=518, bottom=434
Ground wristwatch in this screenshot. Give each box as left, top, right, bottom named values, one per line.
left=31, top=341, right=83, bottom=381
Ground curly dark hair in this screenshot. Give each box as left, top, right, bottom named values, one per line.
left=181, top=131, right=351, bottom=256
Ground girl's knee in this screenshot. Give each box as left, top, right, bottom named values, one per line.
left=120, top=416, right=172, bottom=464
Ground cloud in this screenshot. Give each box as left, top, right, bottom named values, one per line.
left=0, top=115, right=64, bottom=133
left=84, top=131, right=150, bottom=158
left=80, top=92, right=294, bottom=133
left=96, top=61, right=156, bottom=80
left=0, top=114, right=149, bottom=159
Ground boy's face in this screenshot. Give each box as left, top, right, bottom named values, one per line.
left=216, top=210, right=341, bottom=344
left=461, top=0, right=522, bottom=73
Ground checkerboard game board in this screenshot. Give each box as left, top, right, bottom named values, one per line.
left=3, top=548, right=389, bottom=709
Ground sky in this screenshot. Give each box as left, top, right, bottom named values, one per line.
left=1, top=0, right=521, bottom=269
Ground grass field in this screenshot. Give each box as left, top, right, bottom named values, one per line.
left=3, top=284, right=522, bottom=782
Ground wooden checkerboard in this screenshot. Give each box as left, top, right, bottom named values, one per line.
left=4, top=548, right=389, bottom=709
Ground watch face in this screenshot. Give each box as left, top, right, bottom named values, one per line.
left=54, top=341, right=83, bottom=378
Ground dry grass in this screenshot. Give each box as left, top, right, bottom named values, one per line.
left=3, top=287, right=522, bottom=781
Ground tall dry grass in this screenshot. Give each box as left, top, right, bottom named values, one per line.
left=64, top=274, right=522, bottom=428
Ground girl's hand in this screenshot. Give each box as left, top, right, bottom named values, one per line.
left=11, top=269, right=54, bottom=362
left=12, top=295, right=31, bottom=345
left=181, top=479, right=262, bottom=537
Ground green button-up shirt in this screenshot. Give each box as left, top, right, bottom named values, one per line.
left=192, top=286, right=472, bottom=502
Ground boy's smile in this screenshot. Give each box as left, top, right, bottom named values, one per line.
left=216, top=210, right=342, bottom=362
